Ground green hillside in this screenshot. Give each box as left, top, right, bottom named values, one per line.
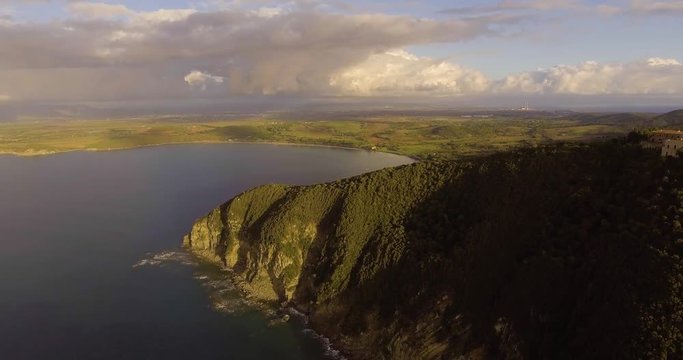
left=654, top=109, right=683, bottom=128
left=184, top=142, right=682, bottom=359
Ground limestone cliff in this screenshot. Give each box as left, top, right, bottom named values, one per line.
left=184, top=143, right=683, bottom=360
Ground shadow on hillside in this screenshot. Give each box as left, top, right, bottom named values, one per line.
left=301, top=143, right=682, bottom=359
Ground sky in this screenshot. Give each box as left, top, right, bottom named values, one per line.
left=0, top=0, right=682, bottom=109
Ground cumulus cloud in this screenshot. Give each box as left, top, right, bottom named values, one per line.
left=184, top=70, right=224, bottom=90
left=0, top=1, right=681, bottom=103
left=0, top=4, right=496, bottom=100
left=330, top=50, right=488, bottom=96
left=331, top=53, right=683, bottom=97
left=496, top=58, right=683, bottom=95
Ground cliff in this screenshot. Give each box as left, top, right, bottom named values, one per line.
left=184, top=142, right=682, bottom=359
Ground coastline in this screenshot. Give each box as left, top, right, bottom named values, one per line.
left=186, top=249, right=350, bottom=360
left=0, top=140, right=420, bottom=161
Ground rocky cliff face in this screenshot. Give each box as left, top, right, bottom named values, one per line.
left=184, top=143, right=683, bottom=360
left=183, top=162, right=450, bottom=304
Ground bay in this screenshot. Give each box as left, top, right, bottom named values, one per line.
left=0, top=143, right=412, bottom=360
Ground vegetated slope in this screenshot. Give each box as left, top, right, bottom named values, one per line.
left=566, top=112, right=650, bottom=125
left=184, top=142, right=683, bottom=360
left=653, top=109, right=683, bottom=128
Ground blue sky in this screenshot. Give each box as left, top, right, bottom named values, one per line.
left=1, top=0, right=683, bottom=105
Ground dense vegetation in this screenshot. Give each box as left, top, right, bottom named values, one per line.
left=185, top=141, right=682, bottom=359
left=4, top=109, right=681, bottom=159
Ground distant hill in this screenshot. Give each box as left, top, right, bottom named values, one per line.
left=593, top=112, right=650, bottom=124
left=565, top=112, right=650, bottom=125
left=563, top=109, right=683, bottom=129
left=652, top=109, right=683, bottom=128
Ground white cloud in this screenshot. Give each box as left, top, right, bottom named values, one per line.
left=184, top=70, right=225, bottom=90
left=67, top=2, right=133, bottom=20
left=67, top=2, right=196, bottom=24
left=251, top=7, right=285, bottom=18
left=135, top=9, right=197, bottom=24
left=647, top=57, right=682, bottom=66
left=330, top=50, right=489, bottom=96
left=0, top=94, right=10, bottom=102
left=631, top=0, right=683, bottom=15
left=496, top=58, right=683, bottom=95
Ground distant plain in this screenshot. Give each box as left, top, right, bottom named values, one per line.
left=3, top=110, right=675, bottom=159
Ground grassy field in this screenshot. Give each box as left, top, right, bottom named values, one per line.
left=0, top=113, right=644, bottom=159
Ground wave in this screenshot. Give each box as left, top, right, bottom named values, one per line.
left=302, top=328, right=347, bottom=360
left=198, top=274, right=252, bottom=314
left=281, top=307, right=345, bottom=359
left=132, top=250, right=196, bottom=268
left=134, top=250, right=345, bottom=358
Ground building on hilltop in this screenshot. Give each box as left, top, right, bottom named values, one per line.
left=642, top=129, right=683, bottom=157
left=662, top=139, right=683, bottom=157
left=650, top=129, right=683, bottom=144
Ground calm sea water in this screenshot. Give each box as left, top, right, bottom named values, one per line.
left=0, top=144, right=412, bottom=360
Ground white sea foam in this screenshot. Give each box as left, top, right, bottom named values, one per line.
left=193, top=271, right=253, bottom=313
left=302, top=328, right=347, bottom=359
left=132, top=250, right=196, bottom=268
left=285, top=306, right=309, bottom=326
left=135, top=250, right=251, bottom=313
left=134, top=250, right=344, bottom=358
